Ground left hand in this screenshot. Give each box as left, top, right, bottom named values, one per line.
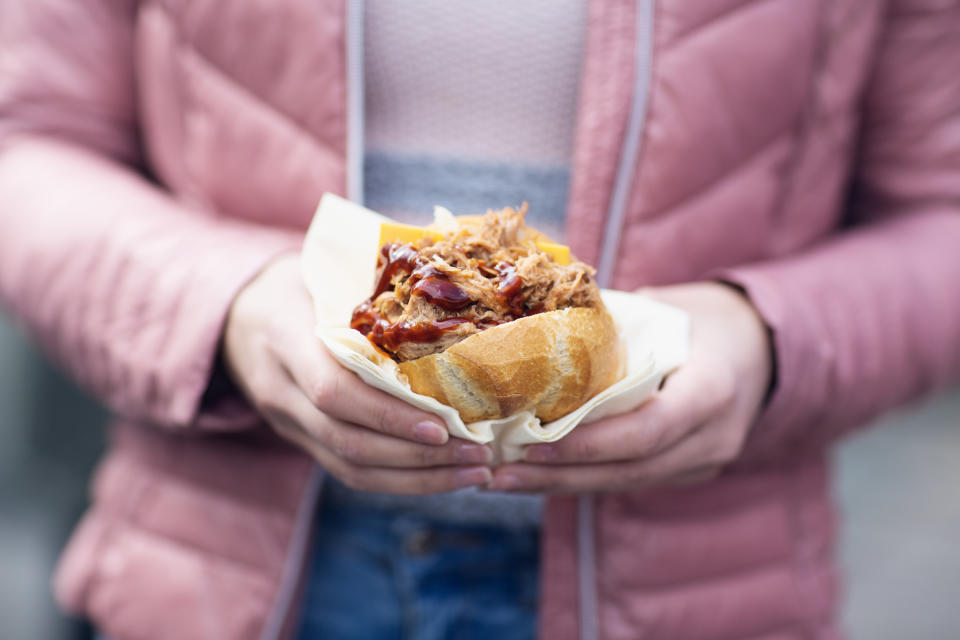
left=489, top=282, right=773, bottom=493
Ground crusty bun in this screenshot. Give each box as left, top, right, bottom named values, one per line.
left=351, top=205, right=626, bottom=422
left=398, top=306, right=624, bottom=422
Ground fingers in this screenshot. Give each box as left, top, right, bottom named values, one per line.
left=340, top=462, right=492, bottom=495
left=523, top=363, right=735, bottom=465
left=257, top=370, right=494, bottom=494
left=282, top=332, right=450, bottom=445
left=270, top=418, right=492, bottom=495
left=491, top=418, right=736, bottom=493
left=267, top=384, right=492, bottom=469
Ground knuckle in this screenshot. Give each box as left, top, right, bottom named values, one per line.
left=324, top=430, right=345, bottom=457
left=418, top=446, right=437, bottom=468
left=650, top=427, right=671, bottom=453
left=342, top=440, right=364, bottom=464
left=711, top=370, right=737, bottom=410
left=310, top=374, right=341, bottom=409
left=630, top=426, right=665, bottom=456
left=373, top=402, right=395, bottom=433
left=329, top=432, right=361, bottom=463
left=572, top=437, right=599, bottom=462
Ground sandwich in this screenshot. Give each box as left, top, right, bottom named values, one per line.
left=350, top=205, right=625, bottom=422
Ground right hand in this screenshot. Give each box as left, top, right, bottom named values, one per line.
left=222, top=254, right=493, bottom=494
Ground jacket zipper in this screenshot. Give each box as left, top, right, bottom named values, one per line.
left=258, top=467, right=324, bottom=640
left=346, top=0, right=366, bottom=203
left=581, top=2, right=656, bottom=640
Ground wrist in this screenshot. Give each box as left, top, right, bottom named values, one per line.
left=713, top=280, right=777, bottom=409
left=635, top=281, right=777, bottom=410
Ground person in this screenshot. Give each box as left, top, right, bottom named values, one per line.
left=1, top=1, right=958, bottom=639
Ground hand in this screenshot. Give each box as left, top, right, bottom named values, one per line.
left=489, top=282, right=772, bottom=493
left=223, top=254, right=493, bottom=494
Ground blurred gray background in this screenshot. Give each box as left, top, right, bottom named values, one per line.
left=0, top=309, right=958, bottom=639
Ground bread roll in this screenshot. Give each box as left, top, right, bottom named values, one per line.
left=398, top=306, right=625, bottom=422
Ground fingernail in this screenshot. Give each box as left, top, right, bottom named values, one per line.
left=455, top=443, right=492, bottom=465
left=412, top=421, right=448, bottom=445
left=453, top=467, right=493, bottom=489
left=490, top=474, right=522, bottom=491
left=525, top=445, right=557, bottom=462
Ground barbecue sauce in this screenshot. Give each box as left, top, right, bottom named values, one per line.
left=372, top=243, right=419, bottom=298
left=372, top=317, right=472, bottom=352
left=351, top=241, right=545, bottom=359
left=494, top=262, right=525, bottom=318
left=410, top=267, right=473, bottom=311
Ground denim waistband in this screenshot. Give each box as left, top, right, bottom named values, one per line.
left=323, top=476, right=544, bottom=530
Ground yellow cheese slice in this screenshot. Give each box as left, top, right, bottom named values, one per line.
left=533, top=241, right=571, bottom=265
left=378, top=221, right=442, bottom=247
left=378, top=221, right=571, bottom=265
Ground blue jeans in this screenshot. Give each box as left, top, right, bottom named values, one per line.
left=295, top=479, right=540, bottom=640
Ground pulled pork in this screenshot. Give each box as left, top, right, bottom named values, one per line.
left=350, top=205, right=603, bottom=361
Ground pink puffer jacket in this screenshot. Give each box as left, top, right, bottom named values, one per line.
left=1, top=1, right=959, bottom=639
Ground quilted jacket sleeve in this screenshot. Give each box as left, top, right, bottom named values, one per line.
left=0, top=1, right=302, bottom=430
left=721, top=1, right=960, bottom=461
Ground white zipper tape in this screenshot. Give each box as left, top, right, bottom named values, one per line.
left=346, top=0, right=365, bottom=204
left=258, top=467, right=324, bottom=640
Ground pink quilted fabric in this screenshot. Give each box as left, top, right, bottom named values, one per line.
left=1, top=1, right=958, bottom=639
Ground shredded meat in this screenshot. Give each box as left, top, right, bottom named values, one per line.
left=351, top=205, right=603, bottom=361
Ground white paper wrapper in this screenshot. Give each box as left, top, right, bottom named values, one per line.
left=301, top=194, right=690, bottom=463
